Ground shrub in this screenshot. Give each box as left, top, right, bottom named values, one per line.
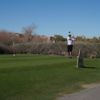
left=0, top=44, right=12, bottom=54
left=0, top=42, right=100, bottom=58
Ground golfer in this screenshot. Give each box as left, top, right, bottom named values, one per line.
left=67, top=34, right=75, bottom=58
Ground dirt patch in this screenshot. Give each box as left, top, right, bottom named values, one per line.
left=82, top=83, right=100, bottom=89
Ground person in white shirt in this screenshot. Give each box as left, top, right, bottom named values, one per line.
left=67, top=34, right=75, bottom=58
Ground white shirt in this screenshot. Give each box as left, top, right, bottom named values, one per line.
left=67, top=36, right=75, bottom=45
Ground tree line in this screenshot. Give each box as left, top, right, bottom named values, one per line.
left=0, top=28, right=100, bottom=58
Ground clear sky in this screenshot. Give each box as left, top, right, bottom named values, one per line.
left=0, top=0, right=100, bottom=37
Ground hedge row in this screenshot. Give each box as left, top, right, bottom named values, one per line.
left=0, top=43, right=100, bottom=58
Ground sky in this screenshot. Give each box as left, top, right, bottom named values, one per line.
left=0, top=0, right=100, bottom=37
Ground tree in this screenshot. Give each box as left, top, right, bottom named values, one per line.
left=22, top=23, right=37, bottom=42
left=54, top=35, right=66, bottom=42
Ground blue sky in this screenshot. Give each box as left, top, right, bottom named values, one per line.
left=0, top=0, right=100, bottom=37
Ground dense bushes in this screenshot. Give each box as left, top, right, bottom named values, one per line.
left=0, top=44, right=12, bottom=54
left=73, top=43, right=100, bottom=58
left=14, top=42, right=66, bottom=55
left=0, top=42, right=100, bottom=58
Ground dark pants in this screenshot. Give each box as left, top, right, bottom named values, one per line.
left=67, top=45, right=73, bottom=52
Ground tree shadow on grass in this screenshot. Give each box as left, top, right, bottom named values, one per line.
left=81, top=65, right=97, bottom=69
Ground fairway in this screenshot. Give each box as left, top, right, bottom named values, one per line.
left=0, top=55, right=100, bottom=100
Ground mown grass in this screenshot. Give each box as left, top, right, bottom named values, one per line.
left=0, top=54, right=100, bottom=100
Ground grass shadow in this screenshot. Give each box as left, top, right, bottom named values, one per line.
left=81, top=65, right=97, bottom=69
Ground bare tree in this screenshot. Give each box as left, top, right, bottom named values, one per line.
left=22, top=23, right=37, bottom=42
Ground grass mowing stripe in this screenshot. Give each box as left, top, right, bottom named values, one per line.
left=0, top=55, right=72, bottom=69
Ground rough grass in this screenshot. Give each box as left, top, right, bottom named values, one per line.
left=0, top=54, right=100, bottom=100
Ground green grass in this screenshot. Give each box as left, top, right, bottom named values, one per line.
left=0, top=54, right=100, bottom=100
